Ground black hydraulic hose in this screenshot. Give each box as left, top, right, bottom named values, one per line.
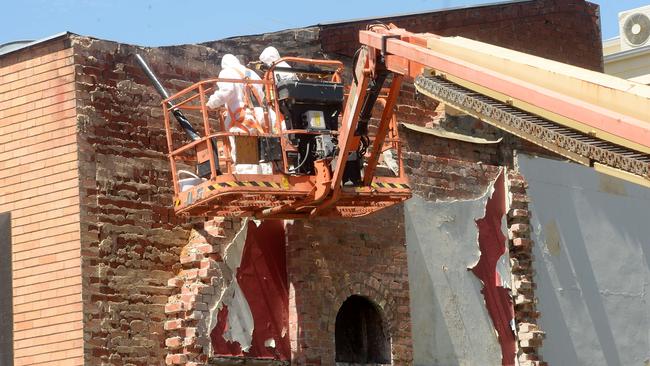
left=290, top=142, right=312, bottom=173
left=134, top=54, right=201, bottom=141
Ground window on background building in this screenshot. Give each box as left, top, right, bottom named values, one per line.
left=0, top=213, right=12, bottom=366
left=335, top=295, right=390, bottom=364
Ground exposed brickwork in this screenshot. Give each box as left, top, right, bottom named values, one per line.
left=320, top=0, right=603, bottom=71
left=0, top=37, right=84, bottom=366
left=401, top=125, right=502, bottom=201
left=285, top=205, right=412, bottom=365
left=165, top=217, right=238, bottom=366
left=165, top=218, right=293, bottom=366
left=507, top=171, right=547, bottom=366
left=1, top=1, right=606, bottom=365
left=70, top=36, right=224, bottom=365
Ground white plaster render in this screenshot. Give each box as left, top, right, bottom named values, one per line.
left=496, top=223, right=512, bottom=289
left=203, top=219, right=255, bottom=354
left=405, top=171, right=503, bottom=366
left=519, top=154, right=650, bottom=366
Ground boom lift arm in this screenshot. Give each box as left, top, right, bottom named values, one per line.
left=354, top=25, right=650, bottom=187
left=147, top=24, right=650, bottom=220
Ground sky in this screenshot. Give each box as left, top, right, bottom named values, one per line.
left=1, top=0, right=649, bottom=47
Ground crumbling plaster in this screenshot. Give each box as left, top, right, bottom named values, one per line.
left=519, top=154, right=650, bottom=366
left=204, top=219, right=254, bottom=354
left=405, top=172, right=505, bottom=365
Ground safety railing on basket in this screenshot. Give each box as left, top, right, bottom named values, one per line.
left=161, top=57, right=346, bottom=198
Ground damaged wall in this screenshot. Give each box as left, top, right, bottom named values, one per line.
left=164, top=218, right=289, bottom=365
left=77, top=2, right=605, bottom=363
left=519, top=155, right=650, bottom=366
left=1, top=1, right=607, bottom=365
left=209, top=220, right=290, bottom=359
left=285, top=206, right=412, bottom=365
left=72, top=36, right=220, bottom=365
left=405, top=168, right=511, bottom=365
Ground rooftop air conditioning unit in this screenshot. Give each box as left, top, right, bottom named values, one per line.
left=619, top=5, right=650, bottom=51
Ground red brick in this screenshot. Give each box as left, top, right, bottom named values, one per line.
left=165, top=353, right=188, bottom=365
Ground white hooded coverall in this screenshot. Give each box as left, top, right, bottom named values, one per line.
left=206, top=54, right=270, bottom=173
left=259, top=46, right=297, bottom=83
left=206, top=54, right=266, bottom=133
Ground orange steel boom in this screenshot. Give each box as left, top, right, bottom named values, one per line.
left=357, top=25, right=650, bottom=186
left=160, top=24, right=650, bottom=219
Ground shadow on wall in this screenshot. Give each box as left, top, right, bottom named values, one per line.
left=406, top=224, right=460, bottom=366
left=520, top=155, right=650, bottom=366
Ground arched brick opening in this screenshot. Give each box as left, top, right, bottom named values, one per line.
left=335, top=295, right=391, bottom=364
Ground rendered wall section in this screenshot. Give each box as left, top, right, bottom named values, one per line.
left=519, top=155, right=650, bottom=366
left=405, top=172, right=505, bottom=365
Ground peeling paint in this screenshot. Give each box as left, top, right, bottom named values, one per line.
left=223, top=283, right=254, bottom=351
left=471, top=171, right=516, bottom=365
left=235, top=220, right=290, bottom=359
left=208, top=220, right=290, bottom=359
left=205, top=219, right=254, bottom=355
left=405, top=173, right=504, bottom=365
left=496, top=211, right=512, bottom=290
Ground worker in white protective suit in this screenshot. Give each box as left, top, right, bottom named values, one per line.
left=206, top=54, right=272, bottom=174
left=207, top=54, right=266, bottom=133
left=259, top=46, right=297, bottom=83
left=259, top=47, right=292, bottom=134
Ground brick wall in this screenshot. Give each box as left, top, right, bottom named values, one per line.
left=320, top=0, right=603, bottom=71
left=70, top=28, right=331, bottom=365
left=0, top=37, right=83, bottom=365
left=0, top=1, right=605, bottom=365
left=311, top=1, right=603, bottom=364
left=70, top=36, right=223, bottom=365
left=507, top=172, right=546, bottom=366
left=285, top=207, right=412, bottom=364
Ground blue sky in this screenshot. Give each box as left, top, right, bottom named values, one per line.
left=1, top=1, right=649, bottom=47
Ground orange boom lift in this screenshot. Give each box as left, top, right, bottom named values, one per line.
left=138, top=24, right=650, bottom=219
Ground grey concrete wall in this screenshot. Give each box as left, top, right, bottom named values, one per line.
left=405, top=180, right=503, bottom=366
left=519, top=155, right=650, bottom=366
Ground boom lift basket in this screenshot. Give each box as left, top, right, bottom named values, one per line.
left=161, top=57, right=411, bottom=219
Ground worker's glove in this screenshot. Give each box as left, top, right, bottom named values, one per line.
left=206, top=93, right=225, bottom=109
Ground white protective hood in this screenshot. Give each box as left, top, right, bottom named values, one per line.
left=259, top=46, right=295, bottom=82
left=221, top=54, right=244, bottom=72
left=259, top=47, right=281, bottom=66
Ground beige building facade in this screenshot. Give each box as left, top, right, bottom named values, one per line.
left=603, top=5, right=650, bottom=84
